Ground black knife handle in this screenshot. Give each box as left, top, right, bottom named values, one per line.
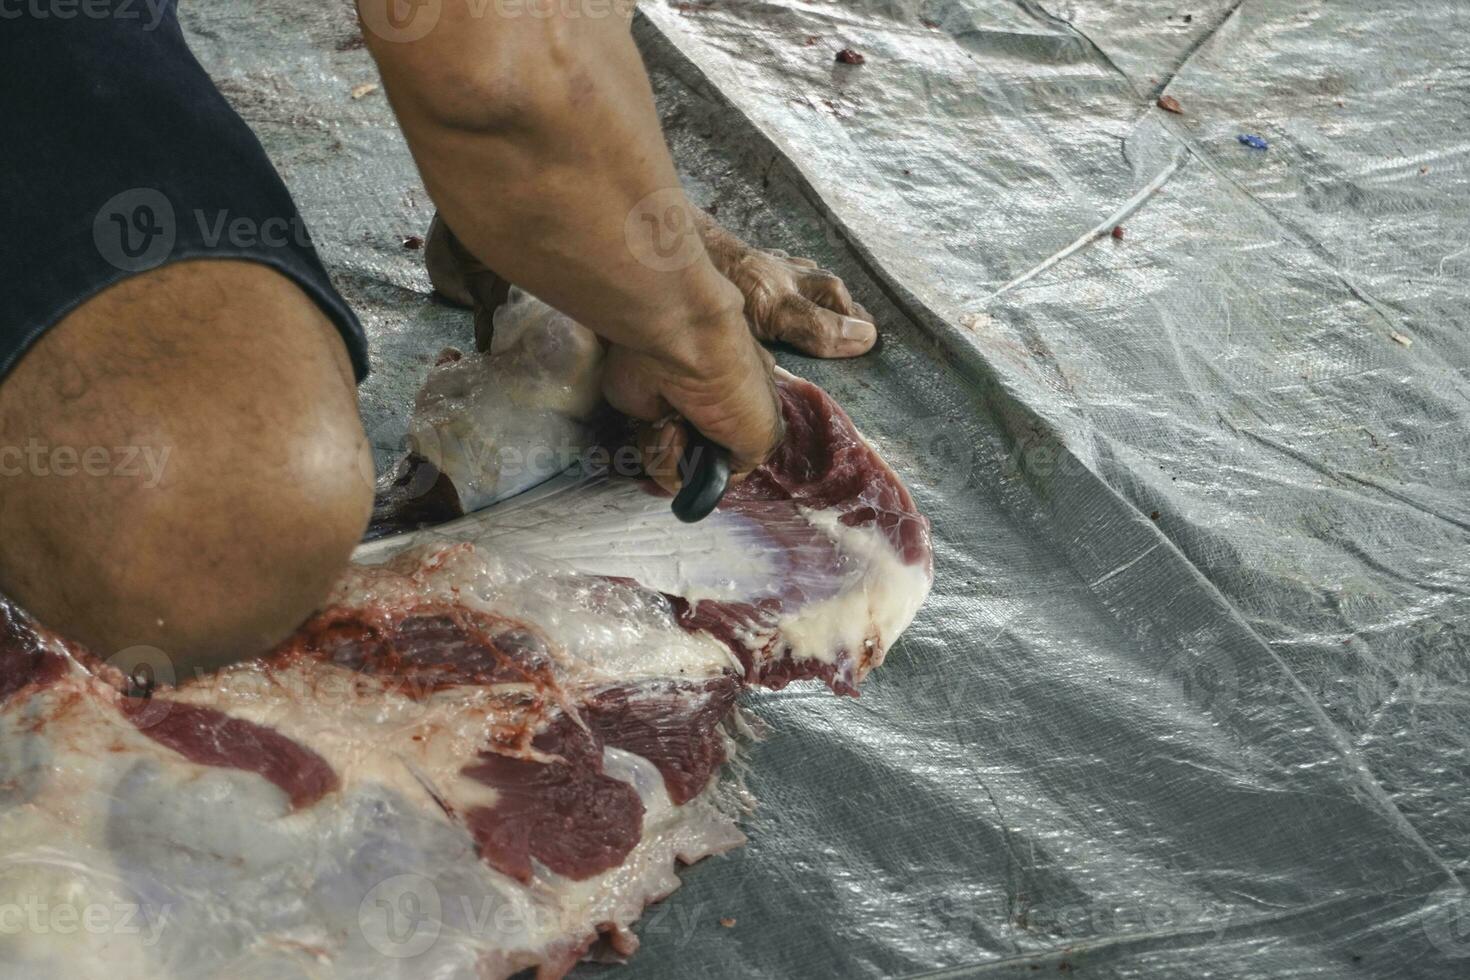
left=672, top=430, right=732, bottom=524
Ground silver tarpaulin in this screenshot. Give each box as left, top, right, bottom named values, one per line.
left=179, top=0, right=1468, bottom=976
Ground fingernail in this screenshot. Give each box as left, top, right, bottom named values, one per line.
left=841, top=317, right=877, bottom=343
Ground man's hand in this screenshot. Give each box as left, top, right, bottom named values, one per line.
left=600, top=300, right=784, bottom=494
left=424, top=216, right=783, bottom=492
left=697, top=211, right=878, bottom=359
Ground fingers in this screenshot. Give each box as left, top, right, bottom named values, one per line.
left=732, top=251, right=879, bottom=358
left=601, top=348, right=682, bottom=494
left=799, top=270, right=862, bottom=319
left=424, top=214, right=475, bottom=308
left=637, top=419, right=686, bottom=495
left=424, top=213, right=513, bottom=351
left=767, top=293, right=878, bottom=358
left=601, top=338, right=784, bottom=492
left=671, top=339, right=784, bottom=476
left=601, top=344, right=670, bottom=422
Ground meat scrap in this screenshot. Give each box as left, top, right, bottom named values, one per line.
left=836, top=48, right=867, bottom=65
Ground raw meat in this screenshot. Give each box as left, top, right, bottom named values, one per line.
left=398, top=292, right=609, bottom=517
left=0, top=293, right=932, bottom=978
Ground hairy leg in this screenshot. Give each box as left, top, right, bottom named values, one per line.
left=0, top=260, right=373, bottom=672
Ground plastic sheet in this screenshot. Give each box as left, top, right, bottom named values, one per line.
left=169, top=1, right=1469, bottom=976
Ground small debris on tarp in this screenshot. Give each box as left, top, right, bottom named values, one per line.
left=1390, top=331, right=1414, bottom=348
left=1237, top=133, right=1269, bottom=150
left=402, top=235, right=425, bottom=250
left=720, top=917, right=737, bottom=928
left=1150, top=510, right=1160, bottom=521
left=804, top=35, right=820, bottom=46
left=1157, top=94, right=1184, bottom=114
left=836, top=48, right=866, bottom=65
left=1110, top=225, right=1125, bottom=240
left=350, top=82, right=379, bottom=100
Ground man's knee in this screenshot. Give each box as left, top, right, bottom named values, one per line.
left=41, top=442, right=372, bottom=672
left=0, top=260, right=374, bottom=671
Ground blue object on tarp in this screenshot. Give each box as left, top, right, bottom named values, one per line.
left=1237, top=133, right=1270, bottom=150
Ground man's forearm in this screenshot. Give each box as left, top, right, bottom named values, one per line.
left=362, top=2, right=740, bottom=367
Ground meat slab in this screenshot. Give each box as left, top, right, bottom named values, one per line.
left=0, top=295, right=932, bottom=978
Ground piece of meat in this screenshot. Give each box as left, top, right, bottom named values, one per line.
left=0, top=579, right=745, bottom=979
left=582, top=676, right=742, bottom=805
left=366, top=451, right=464, bottom=539
left=0, top=292, right=932, bottom=979
left=120, top=699, right=339, bottom=810
left=462, top=712, right=644, bottom=883
left=664, top=371, right=933, bottom=693
left=739, top=374, right=926, bottom=548
left=0, top=599, right=65, bottom=703
left=289, top=602, right=560, bottom=695
left=375, top=360, right=933, bottom=696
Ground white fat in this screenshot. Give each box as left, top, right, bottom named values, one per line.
left=409, top=290, right=605, bottom=512
left=0, top=846, right=157, bottom=975
left=342, top=542, right=741, bottom=687
left=161, top=661, right=522, bottom=813
left=369, top=473, right=788, bottom=606
left=0, top=654, right=746, bottom=980
left=773, top=507, right=931, bottom=670
left=0, top=675, right=195, bottom=975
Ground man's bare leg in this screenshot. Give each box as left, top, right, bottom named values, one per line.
left=0, top=260, right=374, bottom=672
